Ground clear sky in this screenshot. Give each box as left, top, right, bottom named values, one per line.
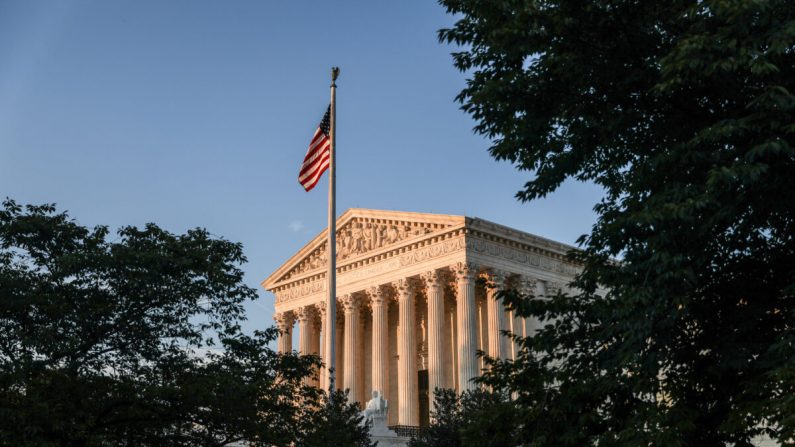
left=0, top=1, right=603, bottom=338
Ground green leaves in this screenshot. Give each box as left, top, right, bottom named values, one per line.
left=0, top=200, right=370, bottom=446
left=439, top=0, right=795, bottom=445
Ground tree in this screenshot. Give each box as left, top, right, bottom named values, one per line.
left=439, top=1, right=795, bottom=445
left=0, top=199, right=369, bottom=446
left=296, top=388, right=376, bottom=447
left=409, top=388, right=519, bottom=447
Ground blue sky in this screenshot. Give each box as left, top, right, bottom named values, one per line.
left=0, top=1, right=603, bottom=337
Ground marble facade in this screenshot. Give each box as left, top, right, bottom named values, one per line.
left=262, top=209, right=585, bottom=427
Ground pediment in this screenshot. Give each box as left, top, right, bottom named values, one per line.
left=262, top=209, right=465, bottom=289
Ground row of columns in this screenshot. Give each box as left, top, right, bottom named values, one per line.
left=274, top=263, right=552, bottom=426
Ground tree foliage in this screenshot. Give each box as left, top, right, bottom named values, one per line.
left=408, top=389, right=519, bottom=447
left=439, top=0, right=795, bottom=445
left=296, top=388, right=376, bottom=447
left=0, top=199, right=370, bottom=446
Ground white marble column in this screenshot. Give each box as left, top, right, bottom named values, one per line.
left=523, top=277, right=540, bottom=339
left=317, top=302, right=328, bottom=390
left=296, top=306, right=314, bottom=386
left=446, top=295, right=459, bottom=392
left=274, top=312, right=294, bottom=353
left=454, top=262, right=478, bottom=391
left=342, top=294, right=361, bottom=405
left=368, top=286, right=389, bottom=400
left=486, top=270, right=507, bottom=360
left=421, top=269, right=445, bottom=408
left=477, top=292, right=487, bottom=372
left=335, top=309, right=345, bottom=391
left=394, top=278, right=418, bottom=426
left=357, top=306, right=366, bottom=405
left=297, top=307, right=313, bottom=355
left=310, top=307, right=321, bottom=387
left=511, top=308, right=523, bottom=360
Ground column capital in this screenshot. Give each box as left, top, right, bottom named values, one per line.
left=311, top=306, right=323, bottom=331
left=517, top=276, right=538, bottom=295
left=366, top=286, right=388, bottom=306
left=545, top=281, right=563, bottom=296
left=420, top=269, right=443, bottom=288
left=295, top=305, right=316, bottom=323
left=316, top=301, right=327, bottom=317
left=340, top=294, right=360, bottom=313
left=274, top=311, right=295, bottom=330
left=484, top=269, right=507, bottom=288
left=452, top=262, right=479, bottom=282
left=392, top=278, right=415, bottom=300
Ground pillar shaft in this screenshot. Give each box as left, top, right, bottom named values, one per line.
left=274, top=312, right=294, bottom=353
left=317, top=302, right=327, bottom=390
left=422, top=270, right=446, bottom=419
left=511, top=310, right=522, bottom=360
left=342, top=294, right=360, bottom=406
left=297, top=307, right=312, bottom=356
left=296, top=307, right=314, bottom=386
left=454, top=262, right=478, bottom=391
left=335, top=311, right=345, bottom=391
left=395, top=278, right=418, bottom=426
left=486, top=271, right=506, bottom=360
left=310, top=310, right=321, bottom=388
left=523, top=277, right=541, bottom=340
left=369, top=287, right=389, bottom=399
left=422, top=270, right=445, bottom=397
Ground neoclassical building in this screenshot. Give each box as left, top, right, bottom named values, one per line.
left=262, top=209, right=582, bottom=427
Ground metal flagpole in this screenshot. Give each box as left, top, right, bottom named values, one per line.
left=325, top=67, right=339, bottom=395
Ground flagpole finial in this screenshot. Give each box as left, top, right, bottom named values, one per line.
left=331, top=67, right=340, bottom=85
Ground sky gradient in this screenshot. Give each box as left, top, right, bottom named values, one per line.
left=0, top=1, right=603, bottom=338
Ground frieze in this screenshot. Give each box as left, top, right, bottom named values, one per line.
left=468, top=237, right=579, bottom=276
left=398, top=237, right=466, bottom=267
left=276, top=280, right=326, bottom=304
left=275, top=234, right=580, bottom=305
left=276, top=236, right=466, bottom=304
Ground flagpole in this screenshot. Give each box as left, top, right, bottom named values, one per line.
left=325, top=67, right=339, bottom=395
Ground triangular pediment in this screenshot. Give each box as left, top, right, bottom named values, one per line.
left=262, top=209, right=465, bottom=289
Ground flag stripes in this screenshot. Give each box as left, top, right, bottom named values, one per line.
left=298, top=106, right=331, bottom=191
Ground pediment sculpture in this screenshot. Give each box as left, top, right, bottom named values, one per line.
left=284, top=219, right=437, bottom=281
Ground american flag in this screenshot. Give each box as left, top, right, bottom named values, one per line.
left=298, top=106, right=331, bottom=192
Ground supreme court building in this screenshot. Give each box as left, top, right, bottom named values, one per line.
left=262, top=209, right=582, bottom=427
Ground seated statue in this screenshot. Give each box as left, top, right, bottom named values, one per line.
left=362, top=390, right=388, bottom=421
left=362, top=390, right=399, bottom=438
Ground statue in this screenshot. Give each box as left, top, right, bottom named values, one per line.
left=363, top=389, right=388, bottom=421
left=362, top=389, right=399, bottom=439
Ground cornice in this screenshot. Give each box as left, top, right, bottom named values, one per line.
left=263, top=209, right=586, bottom=296
left=465, top=217, right=580, bottom=259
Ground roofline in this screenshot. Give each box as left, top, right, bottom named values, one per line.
left=261, top=208, right=585, bottom=292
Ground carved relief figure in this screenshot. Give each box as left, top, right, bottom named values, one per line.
left=339, top=229, right=353, bottom=258
left=374, top=223, right=383, bottom=248
left=351, top=223, right=364, bottom=254
left=397, top=225, right=408, bottom=240
left=309, top=252, right=322, bottom=269
left=386, top=225, right=399, bottom=244
left=363, top=223, right=375, bottom=251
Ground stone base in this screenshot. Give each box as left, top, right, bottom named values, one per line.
left=371, top=434, right=410, bottom=447
left=368, top=415, right=410, bottom=446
